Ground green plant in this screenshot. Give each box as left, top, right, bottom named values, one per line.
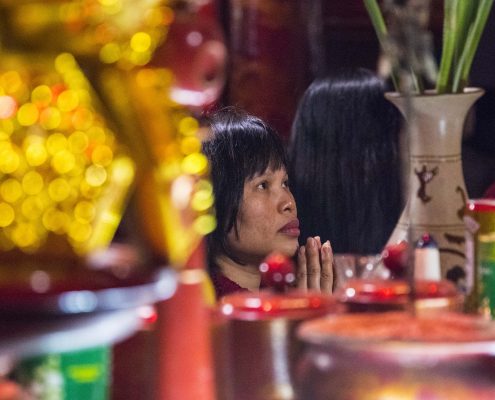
left=364, top=0, right=494, bottom=94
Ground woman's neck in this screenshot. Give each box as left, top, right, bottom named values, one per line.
left=215, top=254, right=261, bottom=292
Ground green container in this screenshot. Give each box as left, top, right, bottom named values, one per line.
left=464, top=199, right=495, bottom=316
left=15, top=346, right=110, bottom=400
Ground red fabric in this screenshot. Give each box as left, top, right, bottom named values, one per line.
left=211, top=273, right=246, bottom=298
left=484, top=182, right=495, bottom=199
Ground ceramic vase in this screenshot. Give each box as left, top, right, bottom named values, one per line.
left=386, top=88, right=484, bottom=285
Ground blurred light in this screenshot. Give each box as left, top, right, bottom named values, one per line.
left=46, top=133, right=68, bottom=155
left=30, top=270, right=51, bottom=293
left=193, top=214, right=216, bottom=235
left=100, top=43, right=122, bottom=64
left=1, top=71, right=22, bottom=93
left=25, top=141, right=48, bottom=166
left=0, top=179, right=22, bottom=203
left=110, top=157, right=135, bottom=186
left=180, top=136, right=200, bottom=155
left=0, top=96, right=17, bottom=119
left=130, top=32, right=152, bottom=52
left=12, top=223, right=38, bottom=248
left=51, top=150, right=76, bottom=173
left=85, top=165, right=107, bottom=187
left=17, top=103, right=39, bottom=126
left=178, top=117, right=199, bottom=136
left=69, top=221, right=92, bottom=242
left=57, top=90, right=79, bottom=112
left=191, top=189, right=214, bottom=212
left=74, top=201, right=95, bottom=222
left=22, top=171, right=44, bottom=195
left=55, top=53, right=77, bottom=74
left=0, top=146, right=20, bottom=174
left=171, top=175, right=194, bottom=210
left=42, top=208, right=69, bottom=233
left=59, top=290, right=98, bottom=313
left=72, top=108, right=94, bottom=130
left=181, top=153, right=208, bottom=175
left=186, top=31, right=203, bottom=47
left=48, top=178, right=71, bottom=202
left=68, top=131, right=89, bottom=153
left=91, top=145, right=113, bottom=167
left=0, top=203, right=15, bottom=227
left=21, top=196, right=44, bottom=220
left=31, top=85, right=53, bottom=106
left=40, top=107, right=62, bottom=130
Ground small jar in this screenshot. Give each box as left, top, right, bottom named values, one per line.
left=212, top=290, right=338, bottom=400
left=296, top=311, right=495, bottom=400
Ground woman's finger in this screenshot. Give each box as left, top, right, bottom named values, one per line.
left=320, top=240, right=333, bottom=293
left=306, top=237, right=321, bottom=290
left=296, top=245, right=308, bottom=291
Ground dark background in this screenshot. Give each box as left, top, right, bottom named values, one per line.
left=216, top=0, right=495, bottom=198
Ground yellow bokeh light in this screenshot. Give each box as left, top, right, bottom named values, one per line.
left=48, top=178, right=71, bottom=202
left=1, top=120, right=14, bottom=136
left=0, top=202, right=15, bottom=227
left=181, top=153, right=208, bottom=175
left=46, top=133, right=68, bottom=155
left=17, top=103, right=39, bottom=126
left=51, top=150, right=76, bottom=174
left=191, top=190, right=214, bottom=212
left=69, top=221, right=92, bottom=242
left=100, top=43, right=122, bottom=64
left=42, top=208, right=69, bottom=233
left=68, top=131, right=89, bottom=153
left=85, top=165, right=107, bottom=187
left=87, top=126, right=106, bottom=144
left=12, top=223, right=38, bottom=248
left=180, top=136, right=201, bottom=155
left=57, top=90, right=79, bottom=112
left=22, top=171, right=44, bottom=195
left=178, top=116, right=199, bottom=136
left=0, top=179, right=23, bottom=203
left=72, top=107, right=94, bottom=130
left=40, top=107, right=62, bottom=130
left=128, top=51, right=151, bottom=66
left=193, top=214, right=216, bottom=235
left=25, top=141, right=48, bottom=167
left=130, top=32, right=152, bottom=52
left=21, top=196, right=44, bottom=220
left=74, top=200, right=95, bottom=223
left=55, top=53, right=77, bottom=74
left=91, top=145, right=113, bottom=167
left=0, top=71, right=22, bottom=94
left=80, top=180, right=101, bottom=199
left=0, top=146, right=20, bottom=174
left=31, top=85, right=53, bottom=107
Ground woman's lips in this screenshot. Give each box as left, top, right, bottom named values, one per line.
left=279, top=219, right=300, bottom=237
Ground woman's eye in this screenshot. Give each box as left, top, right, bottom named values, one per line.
left=257, top=181, right=268, bottom=190
left=282, top=179, right=290, bottom=188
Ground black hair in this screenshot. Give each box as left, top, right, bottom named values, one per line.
left=202, top=107, right=287, bottom=265
left=288, top=68, right=403, bottom=254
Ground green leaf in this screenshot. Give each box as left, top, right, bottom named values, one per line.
left=453, top=0, right=494, bottom=92
left=436, top=0, right=458, bottom=93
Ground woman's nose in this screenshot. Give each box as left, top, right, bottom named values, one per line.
left=279, top=193, right=296, bottom=214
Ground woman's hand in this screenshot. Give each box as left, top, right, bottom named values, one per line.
left=296, top=236, right=333, bottom=293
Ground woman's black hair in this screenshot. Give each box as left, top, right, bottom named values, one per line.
left=288, top=68, right=403, bottom=254
left=202, top=107, right=287, bottom=266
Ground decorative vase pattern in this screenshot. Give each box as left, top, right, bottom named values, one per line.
left=386, top=88, right=484, bottom=288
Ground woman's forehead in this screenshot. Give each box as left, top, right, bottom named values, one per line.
left=250, top=165, right=287, bottom=178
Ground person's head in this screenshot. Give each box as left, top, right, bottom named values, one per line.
left=202, top=108, right=299, bottom=267
left=288, top=68, right=402, bottom=254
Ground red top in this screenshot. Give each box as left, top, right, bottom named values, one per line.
left=211, top=273, right=246, bottom=299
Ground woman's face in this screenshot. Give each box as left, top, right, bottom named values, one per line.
left=226, top=167, right=300, bottom=265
